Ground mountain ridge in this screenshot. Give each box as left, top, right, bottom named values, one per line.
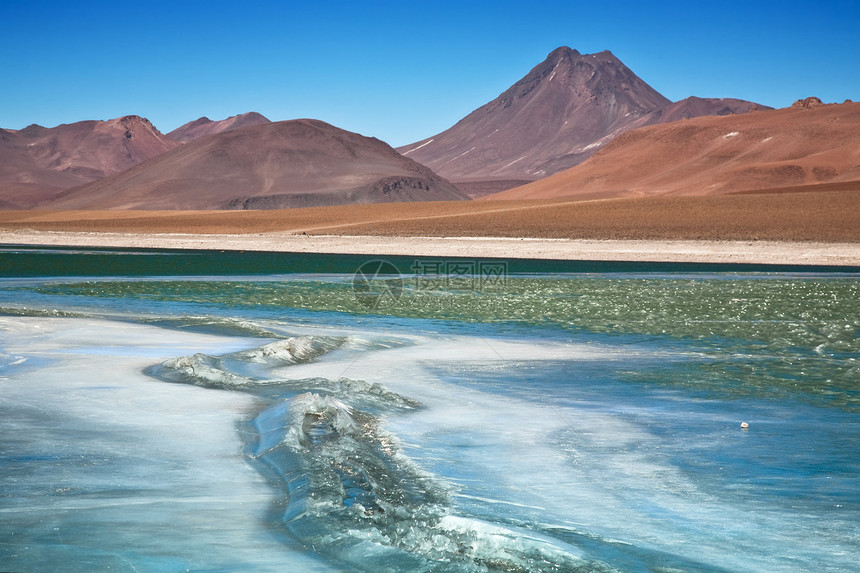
left=398, top=47, right=768, bottom=192
left=43, top=119, right=467, bottom=210
left=0, top=115, right=177, bottom=208
left=0, top=48, right=784, bottom=209
left=168, top=112, right=271, bottom=143
left=484, top=100, right=860, bottom=201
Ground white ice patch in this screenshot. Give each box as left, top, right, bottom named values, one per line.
left=232, top=335, right=343, bottom=364
left=0, top=352, right=27, bottom=367
left=280, top=392, right=360, bottom=448
left=402, top=139, right=433, bottom=155
left=723, top=131, right=740, bottom=139
left=501, top=155, right=527, bottom=169
left=445, top=146, right=476, bottom=163
left=0, top=317, right=331, bottom=571
left=160, top=353, right=252, bottom=387
left=548, top=60, right=561, bottom=82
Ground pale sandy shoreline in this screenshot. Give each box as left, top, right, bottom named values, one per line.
left=2, top=230, right=859, bottom=266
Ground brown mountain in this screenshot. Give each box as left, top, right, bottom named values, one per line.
left=643, top=96, right=763, bottom=124
left=44, top=119, right=467, bottom=210
left=448, top=96, right=764, bottom=198
left=398, top=47, right=669, bottom=183
left=397, top=47, right=767, bottom=195
left=485, top=100, right=860, bottom=200
left=167, top=112, right=271, bottom=143
left=0, top=115, right=177, bottom=208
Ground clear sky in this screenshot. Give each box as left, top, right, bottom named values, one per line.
left=2, top=0, right=858, bottom=147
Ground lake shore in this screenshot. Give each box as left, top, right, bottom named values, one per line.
left=2, top=229, right=859, bottom=266
left=2, top=190, right=859, bottom=265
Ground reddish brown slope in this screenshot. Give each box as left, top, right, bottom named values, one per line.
left=398, top=47, right=671, bottom=182
left=167, top=112, right=271, bottom=143
left=643, top=96, right=764, bottom=124
left=0, top=116, right=177, bottom=207
left=397, top=47, right=767, bottom=188
left=487, top=100, right=860, bottom=200
left=44, top=119, right=467, bottom=210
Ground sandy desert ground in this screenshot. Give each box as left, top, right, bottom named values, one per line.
left=1, top=187, right=858, bottom=265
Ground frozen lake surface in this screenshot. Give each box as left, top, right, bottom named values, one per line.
left=1, top=255, right=858, bottom=571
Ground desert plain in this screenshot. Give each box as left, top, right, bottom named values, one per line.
left=2, top=182, right=858, bottom=265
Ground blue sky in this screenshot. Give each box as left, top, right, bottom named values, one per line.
left=2, top=0, right=858, bottom=147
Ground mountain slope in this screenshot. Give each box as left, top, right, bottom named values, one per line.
left=45, top=119, right=467, bottom=210
left=168, top=112, right=271, bottom=143
left=398, top=47, right=768, bottom=190
left=485, top=100, right=860, bottom=200
left=398, top=47, right=670, bottom=182
left=642, top=96, right=764, bottom=124
left=0, top=116, right=177, bottom=207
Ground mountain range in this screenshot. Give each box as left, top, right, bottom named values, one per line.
left=0, top=116, right=177, bottom=208
left=487, top=98, right=860, bottom=200
left=47, top=119, right=466, bottom=209
left=397, top=47, right=766, bottom=195
left=2, top=47, right=855, bottom=211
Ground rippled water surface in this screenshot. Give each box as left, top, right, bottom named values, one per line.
left=1, top=248, right=858, bottom=572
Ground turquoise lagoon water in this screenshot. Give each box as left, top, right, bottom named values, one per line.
left=0, top=246, right=858, bottom=572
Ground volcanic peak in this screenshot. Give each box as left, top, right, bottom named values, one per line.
left=397, top=46, right=672, bottom=182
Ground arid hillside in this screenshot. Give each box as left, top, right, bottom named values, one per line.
left=167, top=112, right=271, bottom=143
left=44, top=119, right=467, bottom=210
left=0, top=116, right=177, bottom=207
left=488, top=99, right=860, bottom=200
left=398, top=47, right=765, bottom=193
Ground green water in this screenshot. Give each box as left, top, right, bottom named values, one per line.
left=4, top=244, right=859, bottom=413
left=2, top=246, right=859, bottom=571
left=23, top=274, right=860, bottom=410
left=1, top=245, right=853, bottom=276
